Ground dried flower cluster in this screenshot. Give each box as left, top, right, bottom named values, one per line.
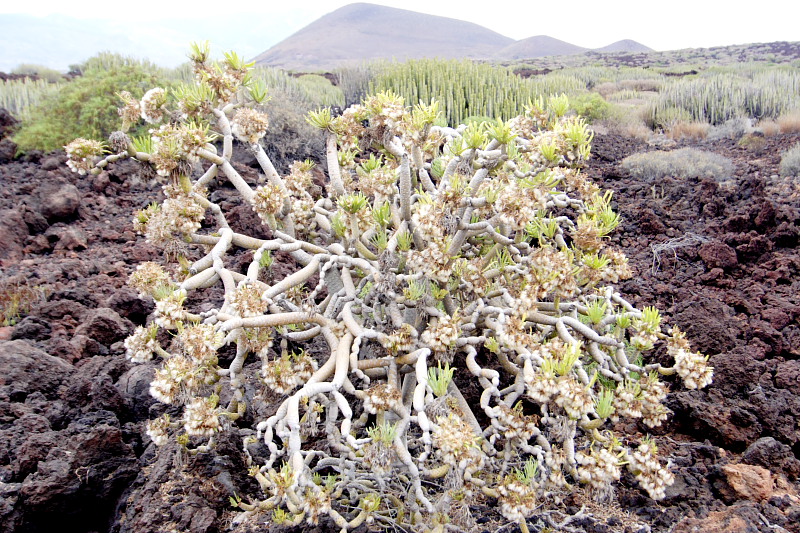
left=67, top=43, right=714, bottom=533
left=64, top=137, right=104, bottom=174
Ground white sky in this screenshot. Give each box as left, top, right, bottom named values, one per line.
left=2, top=0, right=797, bottom=57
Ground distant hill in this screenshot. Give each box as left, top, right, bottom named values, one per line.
left=594, top=39, right=653, bottom=53
left=251, top=3, right=515, bottom=71
left=0, top=6, right=654, bottom=74
left=253, top=3, right=652, bottom=71
left=493, top=35, right=589, bottom=60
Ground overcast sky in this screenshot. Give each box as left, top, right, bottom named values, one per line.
left=1, top=0, right=797, bottom=70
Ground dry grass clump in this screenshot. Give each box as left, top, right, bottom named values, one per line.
left=0, top=279, right=47, bottom=326
left=596, top=105, right=653, bottom=141
left=621, top=147, right=734, bottom=182
left=777, top=110, right=800, bottom=134
left=757, top=119, right=782, bottom=137
left=667, top=121, right=709, bottom=140
left=736, top=133, right=767, bottom=155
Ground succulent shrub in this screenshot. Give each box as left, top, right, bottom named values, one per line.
left=648, top=69, right=800, bottom=128
left=368, top=59, right=586, bottom=126
left=68, top=43, right=713, bottom=533
left=0, top=78, right=63, bottom=121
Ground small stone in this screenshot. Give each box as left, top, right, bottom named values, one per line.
left=92, top=172, right=111, bottom=193
left=40, top=156, right=61, bottom=171
left=0, top=138, right=16, bottom=163
left=11, top=316, right=52, bottom=341
left=742, top=437, right=800, bottom=479
left=38, top=183, right=81, bottom=221
left=52, top=227, right=88, bottom=252
left=698, top=241, right=738, bottom=269
left=73, top=307, right=133, bottom=347
left=0, top=208, right=29, bottom=261
left=721, top=463, right=774, bottom=502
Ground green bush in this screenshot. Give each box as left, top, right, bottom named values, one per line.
left=621, top=147, right=734, bottom=182
left=570, top=92, right=611, bottom=123
left=779, top=142, right=800, bottom=177
left=13, top=58, right=168, bottom=153
left=462, top=115, right=494, bottom=125
left=294, top=74, right=345, bottom=107
left=251, top=67, right=345, bottom=109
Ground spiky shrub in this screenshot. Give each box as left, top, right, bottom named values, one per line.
left=68, top=44, right=713, bottom=533
left=368, top=58, right=586, bottom=126
left=0, top=78, right=63, bottom=120
left=647, top=69, right=800, bottom=128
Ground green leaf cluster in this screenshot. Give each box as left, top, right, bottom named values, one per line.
left=13, top=60, right=169, bottom=153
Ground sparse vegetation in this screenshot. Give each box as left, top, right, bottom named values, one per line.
left=777, top=110, right=800, bottom=133
left=6, top=43, right=800, bottom=154
left=736, top=132, right=768, bottom=154
left=0, top=279, right=47, bottom=327
left=569, top=92, right=612, bottom=122
left=707, top=117, right=753, bottom=141
left=621, top=148, right=735, bottom=182
left=260, top=91, right=325, bottom=172
left=779, top=142, right=800, bottom=177
left=666, top=120, right=709, bottom=141
left=251, top=67, right=345, bottom=108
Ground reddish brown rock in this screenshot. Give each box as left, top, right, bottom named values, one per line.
left=721, top=463, right=774, bottom=502
left=699, top=240, right=739, bottom=269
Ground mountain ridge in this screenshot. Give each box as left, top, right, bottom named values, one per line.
left=251, top=3, right=516, bottom=71
left=253, top=3, right=652, bottom=71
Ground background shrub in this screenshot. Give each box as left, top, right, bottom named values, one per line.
left=647, top=68, right=800, bottom=128
left=367, top=59, right=586, bottom=125
left=621, top=147, right=735, bottom=182
left=261, top=91, right=325, bottom=173
left=13, top=55, right=168, bottom=153
left=736, top=132, right=767, bottom=154
left=570, top=92, right=611, bottom=123
left=11, top=63, right=64, bottom=83
left=779, top=142, right=800, bottom=177
left=707, top=117, right=752, bottom=141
